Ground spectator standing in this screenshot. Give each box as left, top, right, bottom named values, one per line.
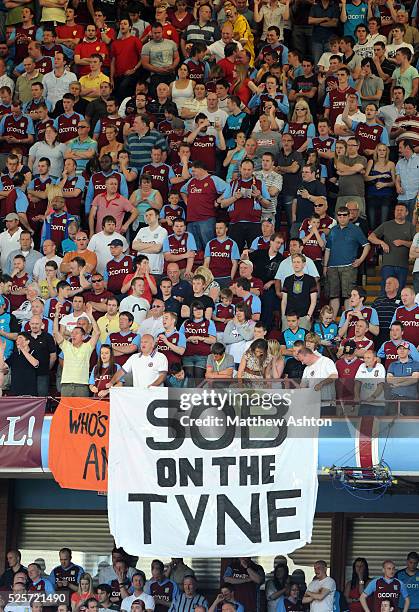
left=126, top=115, right=168, bottom=173
left=109, top=334, right=168, bottom=389
left=53, top=302, right=100, bottom=397
left=395, top=139, right=419, bottom=219
left=324, top=207, right=370, bottom=318
left=223, top=558, right=265, bottom=612
left=334, top=137, right=368, bottom=215
left=302, top=561, right=336, bottom=612
left=141, top=22, right=180, bottom=96
left=369, top=203, right=415, bottom=291
left=344, top=558, right=371, bottom=612
left=110, top=17, right=142, bottom=103
left=281, top=254, right=317, bottom=330
left=372, top=276, right=401, bottom=347
left=89, top=176, right=138, bottom=236
left=168, top=577, right=208, bottom=612
left=396, top=553, right=419, bottom=612
left=360, top=560, right=410, bottom=612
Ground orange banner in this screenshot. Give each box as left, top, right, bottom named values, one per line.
left=49, top=398, right=109, bottom=491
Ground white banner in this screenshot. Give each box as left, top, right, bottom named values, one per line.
left=108, top=387, right=320, bottom=557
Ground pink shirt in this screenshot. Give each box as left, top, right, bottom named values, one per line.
left=91, top=193, right=133, bottom=232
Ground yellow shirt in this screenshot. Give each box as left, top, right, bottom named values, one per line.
left=39, top=278, right=59, bottom=300
left=232, top=14, right=255, bottom=63
left=60, top=339, right=94, bottom=385
left=79, top=72, right=110, bottom=102
left=97, top=314, right=139, bottom=343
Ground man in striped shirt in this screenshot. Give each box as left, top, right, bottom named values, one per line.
left=169, top=576, right=208, bottom=612
left=126, top=115, right=168, bottom=172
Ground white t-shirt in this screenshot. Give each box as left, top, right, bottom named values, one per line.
left=32, top=254, right=63, bottom=281
left=60, top=312, right=93, bottom=333
left=306, top=576, right=336, bottom=612
left=0, top=228, right=23, bottom=271
left=122, top=350, right=168, bottom=388
left=203, top=108, right=228, bottom=137
left=318, top=51, right=343, bottom=70
left=356, top=362, right=386, bottom=404
left=207, top=39, right=243, bottom=62
left=302, top=356, right=338, bottom=403
left=121, top=593, right=155, bottom=612
left=385, top=42, right=414, bottom=60
left=88, top=231, right=129, bottom=275
left=334, top=110, right=366, bottom=140
left=138, top=315, right=164, bottom=339
left=134, top=225, right=168, bottom=275
left=119, top=295, right=150, bottom=325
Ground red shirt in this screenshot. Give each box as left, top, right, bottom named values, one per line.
left=91, top=193, right=133, bottom=233
left=74, top=39, right=108, bottom=76
left=56, top=23, right=85, bottom=41
left=121, top=272, right=155, bottom=303
left=217, top=57, right=235, bottom=85
left=111, top=37, right=143, bottom=77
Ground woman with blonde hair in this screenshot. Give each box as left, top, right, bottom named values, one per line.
left=304, top=332, right=322, bottom=355
left=283, top=98, right=316, bottom=152
left=230, top=64, right=252, bottom=106
left=195, top=265, right=220, bottom=303
left=267, top=339, right=285, bottom=378
left=364, top=142, right=395, bottom=228
left=71, top=573, right=95, bottom=612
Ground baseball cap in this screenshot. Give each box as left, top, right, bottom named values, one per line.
left=109, top=239, right=124, bottom=247
left=5, top=212, right=19, bottom=221
left=397, top=341, right=410, bottom=349
left=343, top=340, right=357, bottom=354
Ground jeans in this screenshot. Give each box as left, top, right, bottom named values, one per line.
left=381, top=265, right=408, bottom=293
left=291, top=25, right=313, bottom=57
left=366, top=194, right=392, bottom=228
left=61, top=383, right=90, bottom=397
left=276, top=194, right=294, bottom=230
left=229, top=222, right=260, bottom=252
left=187, top=218, right=215, bottom=251
left=399, top=197, right=417, bottom=221
left=36, top=375, right=50, bottom=397
left=261, top=286, right=280, bottom=331
left=312, top=40, right=330, bottom=65
left=114, top=68, right=143, bottom=104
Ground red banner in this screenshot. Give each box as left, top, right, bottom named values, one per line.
left=0, top=397, right=46, bottom=469
left=49, top=398, right=109, bottom=491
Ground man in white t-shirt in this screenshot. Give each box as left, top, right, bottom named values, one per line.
left=32, top=239, right=63, bottom=282
left=119, top=277, right=150, bottom=325
left=121, top=572, right=155, bottom=612
left=132, top=208, right=168, bottom=277
left=59, top=295, right=91, bottom=336
left=109, top=334, right=168, bottom=389
left=203, top=91, right=228, bottom=137
left=334, top=93, right=366, bottom=140
left=300, top=348, right=338, bottom=408
left=355, top=349, right=386, bottom=415
left=87, top=217, right=129, bottom=275
left=303, top=560, right=336, bottom=612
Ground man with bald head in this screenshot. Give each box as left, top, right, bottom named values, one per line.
left=108, top=333, right=168, bottom=389
left=207, top=22, right=243, bottom=62
left=27, top=314, right=56, bottom=396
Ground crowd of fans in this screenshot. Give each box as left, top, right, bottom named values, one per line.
left=2, top=547, right=419, bottom=612
left=0, top=0, right=417, bottom=403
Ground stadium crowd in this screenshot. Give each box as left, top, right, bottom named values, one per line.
left=0, top=0, right=417, bottom=402
left=2, top=547, right=419, bottom=612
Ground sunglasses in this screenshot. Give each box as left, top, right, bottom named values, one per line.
left=337, top=213, right=349, bottom=217
left=92, top=279, right=103, bottom=283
